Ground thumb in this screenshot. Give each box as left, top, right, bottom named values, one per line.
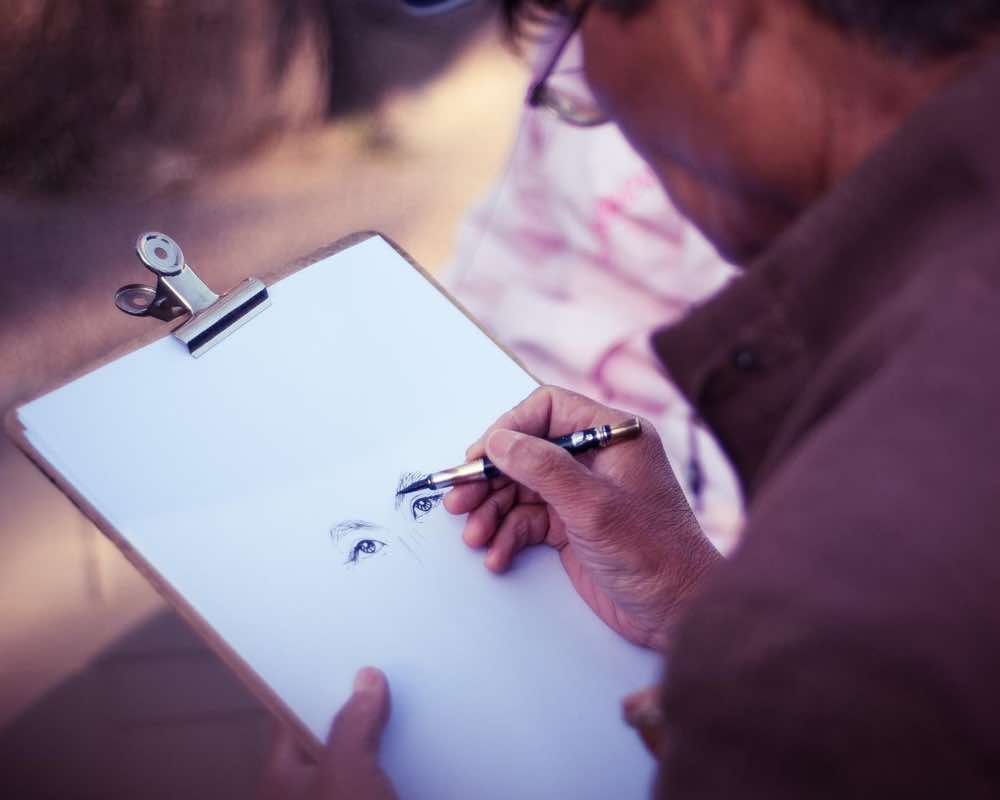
left=486, top=429, right=605, bottom=511
left=325, top=668, right=391, bottom=769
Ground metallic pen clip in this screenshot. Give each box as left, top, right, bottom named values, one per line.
left=114, top=231, right=270, bottom=357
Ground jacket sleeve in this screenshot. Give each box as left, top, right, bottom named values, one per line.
left=657, top=297, right=1000, bottom=798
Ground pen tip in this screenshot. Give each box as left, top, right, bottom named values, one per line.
left=397, top=477, right=431, bottom=495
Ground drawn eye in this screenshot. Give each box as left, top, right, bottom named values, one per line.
left=346, top=538, right=386, bottom=564
left=410, top=493, right=443, bottom=520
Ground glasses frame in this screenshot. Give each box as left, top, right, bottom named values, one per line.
left=525, top=0, right=608, bottom=128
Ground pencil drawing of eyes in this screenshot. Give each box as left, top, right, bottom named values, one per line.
left=410, top=494, right=442, bottom=520
left=345, top=537, right=386, bottom=565
left=331, top=519, right=388, bottom=567
left=396, top=472, right=423, bottom=499
left=395, top=472, right=444, bottom=523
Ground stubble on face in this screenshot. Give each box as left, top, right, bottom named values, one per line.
left=578, top=0, right=813, bottom=264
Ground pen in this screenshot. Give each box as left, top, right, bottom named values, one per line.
left=397, top=417, right=643, bottom=495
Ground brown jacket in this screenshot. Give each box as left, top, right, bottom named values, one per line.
left=653, top=52, right=1000, bottom=797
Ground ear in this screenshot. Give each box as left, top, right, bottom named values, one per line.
left=690, top=0, right=762, bottom=90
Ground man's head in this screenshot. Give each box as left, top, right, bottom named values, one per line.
left=503, top=0, right=1000, bottom=263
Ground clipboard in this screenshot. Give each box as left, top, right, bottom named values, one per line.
left=5, top=231, right=444, bottom=752
left=5, top=231, right=659, bottom=800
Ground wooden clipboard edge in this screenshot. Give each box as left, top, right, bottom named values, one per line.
left=3, top=229, right=540, bottom=763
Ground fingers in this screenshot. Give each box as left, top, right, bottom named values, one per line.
left=443, top=482, right=487, bottom=514
left=464, top=387, right=557, bottom=460
left=317, top=668, right=399, bottom=800
left=444, top=476, right=510, bottom=515
left=449, top=386, right=631, bottom=519
left=445, top=387, right=638, bottom=574
left=324, top=668, right=391, bottom=770
left=461, top=482, right=518, bottom=548
left=484, top=504, right=552, bottom=573
left=465, top=386, right=610, bottom=460
left=622, top=684, right=662, bottom=728
left=622, top=684, right=666, bottom=756
left=485, top=429, right=610, bottom=518
left=444, top=477, right=539, bottom=517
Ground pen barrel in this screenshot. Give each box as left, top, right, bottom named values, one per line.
left=548, top=429, right=602, bottom=454
left=606, top=417, right=642, bottom=444
left=549, top=417, right=642, bottom=455
left=428, top=458, right=494, bottom=490
left=425, top=418, right=640, bottom=490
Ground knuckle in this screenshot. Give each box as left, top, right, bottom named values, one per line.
left=510, top=509, right=534, bottom=546
left=488, top=493, right=505, bottom=523
left=522, top=385, right=556, bottom=421
left=591, top=500, right=622, bottom=534
left=637, top=418, right=667, bottom=457
left=514, top=390, right=543, bottom=420
left=477, top=499, right=504, bottom=539
left=580, top=483, right=622, bottom=530
left=525, top=506, right=549, bottom=544
left=536, top=384, right=561, bottom=402
left=526, top=446, right=569, bottom=488
left=499, top=508, right=544, bottom=559
left=480, top=493, right=502, bottom=526
left=501, top=433, right=528, bottom=465
left=466, top=488, right=509, bottom=546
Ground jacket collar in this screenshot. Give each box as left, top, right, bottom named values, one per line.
left=653, top=50, right=1000, bottom=497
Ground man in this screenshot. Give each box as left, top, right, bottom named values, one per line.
left=261, top=0, right=1000, bottom=796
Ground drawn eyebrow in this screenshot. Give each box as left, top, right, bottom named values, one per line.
left=395, top=471, right=424, bottom=509
left=330, top=519, right=380, bottom=544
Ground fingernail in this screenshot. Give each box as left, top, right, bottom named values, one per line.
left=354, top=667, right=381, bottom=693
left=486, top=429, right=518, bottom=459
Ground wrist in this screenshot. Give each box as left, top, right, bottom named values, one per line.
left=648, top=529, right=722, bottom=652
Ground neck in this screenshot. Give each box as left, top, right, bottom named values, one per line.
left=795, top=23, right=998, bottom=195
left=714, top=6, right=1000, bottom=263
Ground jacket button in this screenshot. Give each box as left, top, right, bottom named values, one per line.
left=733, top=349, right=757, bottom=371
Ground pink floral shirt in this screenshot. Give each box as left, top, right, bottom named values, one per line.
left=445, top=109, right=744, bottom=550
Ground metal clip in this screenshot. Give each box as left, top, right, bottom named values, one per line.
left=115, top=232, right=270, bottom=357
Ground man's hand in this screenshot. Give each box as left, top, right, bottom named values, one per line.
left=257, top=668, right=398, bottom=800
left=445, top=386, right=721, bottom=650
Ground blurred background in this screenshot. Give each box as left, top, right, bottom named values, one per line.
left=0, top=1, right=530, bottom=796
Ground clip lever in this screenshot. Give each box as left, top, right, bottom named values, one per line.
left=115, top=232, right=270, bottom=357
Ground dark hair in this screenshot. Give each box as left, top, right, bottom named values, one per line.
left=498, top=0, right=1000, bottom=57
left=805, top=0, right=1000, bottom=56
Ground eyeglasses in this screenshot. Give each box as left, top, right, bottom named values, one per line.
left=526, top=0, right=610, bottom=127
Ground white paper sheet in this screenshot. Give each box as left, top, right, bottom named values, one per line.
left=16, top=236, right=660, bottom=799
